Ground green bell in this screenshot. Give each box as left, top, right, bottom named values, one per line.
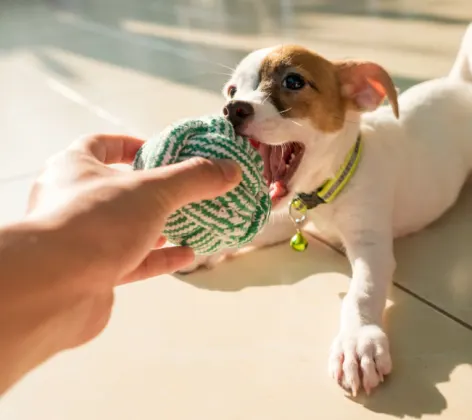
left=290, top=230, right=308, bottom=252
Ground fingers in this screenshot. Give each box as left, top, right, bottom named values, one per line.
left=154, top=235, right=167, bottom=249
left=71, top=134, right=145, bottom=164
left=119, top=246, right=195, bottom=285
left=138, top=157, right=242, bottom=212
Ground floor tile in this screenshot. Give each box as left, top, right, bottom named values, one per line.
left=1, top=241, right=471, bottom=419
left=1, top=0, right=472, bottom=418
left=394, top=184, right=472, bottom=325
left=1, top=52, right=129, bottom=179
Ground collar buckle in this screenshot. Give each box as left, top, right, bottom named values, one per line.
left=295, top=192, right=326, bottom=210
left=287, top=135, right=362, bottom=253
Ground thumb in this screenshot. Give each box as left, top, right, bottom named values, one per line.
left=136, top=157, right=242, bottom=211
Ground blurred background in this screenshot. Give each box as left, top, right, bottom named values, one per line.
left=2, top=0, right=472, bottom=225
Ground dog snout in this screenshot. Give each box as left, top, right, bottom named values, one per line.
left=223, top=101, right=254, bottom=127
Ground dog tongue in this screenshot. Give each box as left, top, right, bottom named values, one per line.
left=269, top=180, right=287, bottom=201
left=249, top=138, right=260, bottom=149
left=256, top=143, right=289, bottom=202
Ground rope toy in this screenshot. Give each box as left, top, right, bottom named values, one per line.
left=133, top=115, right=271, bottom=255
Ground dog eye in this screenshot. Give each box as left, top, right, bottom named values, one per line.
left=227, top=85, right=237, bottom=98
left=282, top=73, right=305, bottom=90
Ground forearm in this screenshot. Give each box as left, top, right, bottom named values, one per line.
left=0, top=221, right=66, bottom=394
left=343, top=238, right=395, bottom=325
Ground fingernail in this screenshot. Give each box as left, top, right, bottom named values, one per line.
left=216, top=159, right=241, bottom=182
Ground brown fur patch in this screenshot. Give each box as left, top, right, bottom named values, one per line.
left=259, top=45, right=399, bottom=132
left=259, top=45, right=346, bottom=132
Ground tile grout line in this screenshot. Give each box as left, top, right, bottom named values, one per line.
left=7, top=80, right=470, bottom=333
left=45, top=78, right=145, bottom=137
left=1, top=79, right=143, bottom=185
left=392, top=281, right=472, bottom=332
left=308, top=233, right=472, bottom=332
left=10, top=13, right=470, bottom=331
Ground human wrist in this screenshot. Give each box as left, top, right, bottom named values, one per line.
left=0, top=220, right=75, bottom=393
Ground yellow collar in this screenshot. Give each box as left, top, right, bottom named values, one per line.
left=295, top=136, right=362, bottom=210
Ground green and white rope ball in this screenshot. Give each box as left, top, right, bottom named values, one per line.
left=133, top=115, right=271, bottom=255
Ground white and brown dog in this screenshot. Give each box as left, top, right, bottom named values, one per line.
left=181, top=25, right=472, bottom=395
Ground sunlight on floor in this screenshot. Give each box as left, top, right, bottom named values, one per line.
left=1, top=1, right=472, bottom=419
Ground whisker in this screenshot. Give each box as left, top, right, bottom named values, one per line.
left=279, top=107, right=292, bottom=115
left=262, top=94, right=271, bottom=105
left=290, top=119, right=303, bottom=127
left=207, top=71, right=233, bottom=77
left=181, top=70, right=233, bottom=81
left=214, top=62, right=236, bottom=72
left=271, top=211, right=285, bottom=225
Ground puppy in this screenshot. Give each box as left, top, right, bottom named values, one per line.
left=181, top=25, right=472, bottom=395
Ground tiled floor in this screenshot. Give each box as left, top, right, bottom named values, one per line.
left=1, top=0, right=472, bottom=418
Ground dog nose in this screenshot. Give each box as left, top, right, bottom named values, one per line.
left=223, top=101, right=254, bottom=127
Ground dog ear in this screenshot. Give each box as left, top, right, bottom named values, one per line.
left=335, top=60, right=399, bottom=119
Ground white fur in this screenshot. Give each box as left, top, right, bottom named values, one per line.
left=182, top=25, right=472, bottom=395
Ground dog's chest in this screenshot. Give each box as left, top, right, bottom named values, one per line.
left=304, top=205, right=342, bottom=245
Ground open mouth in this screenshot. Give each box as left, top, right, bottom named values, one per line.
left=250, top=139, right=304, bottom=204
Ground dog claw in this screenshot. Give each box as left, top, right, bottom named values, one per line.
left=329, top=325, right=391, bottom=396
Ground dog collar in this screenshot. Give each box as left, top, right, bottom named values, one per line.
left=295, top=135, right=362, bottom=210
left=288, top=135, right=362, bottom=251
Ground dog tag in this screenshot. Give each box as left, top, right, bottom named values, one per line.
left=288, top=197, right=308, bottom=252
left=290, top=230, right=308, bottom=252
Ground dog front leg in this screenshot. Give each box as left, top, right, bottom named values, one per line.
left=329, top=229, right=396, bottom=396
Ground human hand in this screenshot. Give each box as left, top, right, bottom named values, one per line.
left=28, top=134, right=241, bottom=283
left=1, top=134, right=241, bottom=371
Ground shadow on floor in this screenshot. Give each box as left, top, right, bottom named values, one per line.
left=175, top=186, right=472, bottom=417
left=174, top=242, right=470, bottom=418
left=3, top=2, right=471, bottom=416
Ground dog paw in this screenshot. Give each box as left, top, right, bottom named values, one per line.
left=177, top=253, right=222, bottom=274
left=328, top=324, right=392, bottom=396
